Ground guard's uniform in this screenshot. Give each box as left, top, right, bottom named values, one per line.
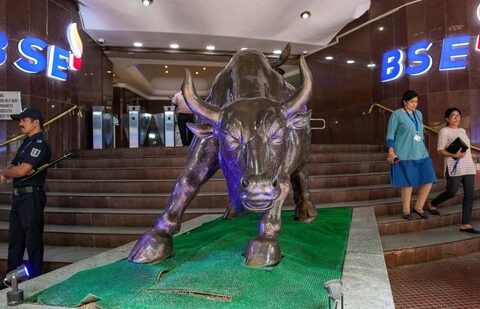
left=7, top=132, right=51, bottom=278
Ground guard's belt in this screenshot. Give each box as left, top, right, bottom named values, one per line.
left=13, top=186, right=39, bottom=196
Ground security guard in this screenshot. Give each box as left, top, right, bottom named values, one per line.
left=0, top=108, right=51, bottom=278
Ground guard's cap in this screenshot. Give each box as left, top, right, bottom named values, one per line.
left=11, top=108, right=44, bottom=124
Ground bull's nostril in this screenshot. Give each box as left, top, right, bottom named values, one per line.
left=272, top=179, right=278, bottom=187
left=241, top=178, right=250, bottom=188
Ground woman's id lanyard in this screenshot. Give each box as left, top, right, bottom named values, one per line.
left=405, top=109, right=421, bottom=142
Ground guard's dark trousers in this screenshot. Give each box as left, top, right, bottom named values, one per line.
left=7, top=188, right=46, bottom=278
left=177, top=113, right=195, bottom=146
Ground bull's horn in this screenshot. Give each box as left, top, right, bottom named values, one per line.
left=283, top=56, right=312, bottom=118
left=269, top=43, right=291, bottom=69
left=182, top=69, right=220, bottom=125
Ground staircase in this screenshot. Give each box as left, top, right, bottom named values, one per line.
left=0, top=144, right=478, bottom=276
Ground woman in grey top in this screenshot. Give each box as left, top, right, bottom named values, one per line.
left=428, top=107, right=478, bottom=233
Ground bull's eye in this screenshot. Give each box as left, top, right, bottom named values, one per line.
left=225, top=134, right=240, bottom=150
left=268, top=128, right=285, bottom=145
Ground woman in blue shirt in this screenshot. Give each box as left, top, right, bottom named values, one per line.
left=386, top=90, right=437, bottom=220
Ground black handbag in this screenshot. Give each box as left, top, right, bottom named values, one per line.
left=445, top=137, right=468, bottom=154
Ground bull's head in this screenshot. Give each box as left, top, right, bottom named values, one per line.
left=182, top=56, right=312, bottom=212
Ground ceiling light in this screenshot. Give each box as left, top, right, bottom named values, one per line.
left=300, top=11, right=311, bottom=19
left=206, top=45, right=215, bottom=50
left=241, top=47, right=247, bottom=50
left=170, top=43, right=179, bottom=49
left=202, top=67, right=206, bottom=70
left=303, top=51, right=308, bottom=54
left=164, top=65, right=168, bottom=68
left=133, top=42, right=143, bottom=47
left=195, top=72, right=199, bottom=75
left=107, top=70, right=112, bottom=74
left=325, top=56, right=333, bottom=60
left=346, top=60, right=355, bottom=64
left=367, top=63, right=376, bottom=68
left=378, top=26, right=384, bottom=31
left=142, top=0, right=153, bottom=6
left=165, top=70, right=168, bottom=74
left=273, top=49, right=282, bottom=54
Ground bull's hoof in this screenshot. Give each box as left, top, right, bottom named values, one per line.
left=244, top=235, right=281, bottom=267
left=128, top=229, right=173, bottom=264
left=294, top=200, right=317, bottom=223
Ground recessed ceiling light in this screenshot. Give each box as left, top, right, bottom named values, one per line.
left=107, top=70, right=112, bottom=74
left=202, top=67, right=206, bottom=70
left=378, top=26, right=384, bottom=31
left=170, top=43, right=179, bottom=49
left=346, top=60, right=355, bottom=64
left=165, top=70, right=168, bottom=74
left=164, top=65, right=168, bottom=68
left=300, top=11, right=311, bottom=19
left=367, top=63, right=376, bottom=68
left=241, top=47, right=248, bottom=50
left=195, top=72, right=199, bottom=75
left=133, top=42, right=143, bottom=47
left=206, top=45, right=215, bottom=50
left=325, top=56, right=333, bottom=60
left=142, top=0, right=153, bottom=6
left=303, top=51, right=308, bottom=54
left=273, top=49, right=282, bottom=54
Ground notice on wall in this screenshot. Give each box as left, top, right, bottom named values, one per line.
left=0, top=91, right=22, bottom=120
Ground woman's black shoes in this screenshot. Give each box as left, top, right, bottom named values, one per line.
left=460, top=228, right=480, bottom=234
left=402, top=213, right=413, bottom=220
left=427, top=208, right=441, bottom=216
left=412, top=208, right=429, bottom=219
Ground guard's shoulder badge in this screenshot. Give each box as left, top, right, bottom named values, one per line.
left=30, top=148, right=42, bottom=158
left=36, top=139, right=43, bottom=143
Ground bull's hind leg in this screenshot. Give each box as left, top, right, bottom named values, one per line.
left=128, top=137, right=219, bottom=264
left=244, top=181, right=290, bottom=267
left=291, top=165, right=317, bottom=222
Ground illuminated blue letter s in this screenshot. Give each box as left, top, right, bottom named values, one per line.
left=0, top=32, right=7, bottom=66
left=381, top=49, right=405, bottom=82
left=13, top=37, right=47, bottom=73
left=405, top=41, right=433, bottom=76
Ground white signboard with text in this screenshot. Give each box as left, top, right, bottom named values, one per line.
left=0, top=91, right=22, bottom=120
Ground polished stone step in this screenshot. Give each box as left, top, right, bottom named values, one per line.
left=377, top=201, right=480, bottom=236
left=373, top=190, right=480, bottom=216
left=0, top=221, right=144, bottom=247
left=382, top=219, right=480, bottom=267
left=47, top=161, right=391, bottom=180
left=0, top=243, right=109, bottom=277
left=72, top=144, right=384, bottom=158
left=0, top=204, right=224, bottom=227
left=43, top=172, right=391, bottom=193
left=0, top=182, right=446, bottom=209
left=59, top=153, right=387, bottom=168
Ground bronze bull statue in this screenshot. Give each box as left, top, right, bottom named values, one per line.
left=128, top=46, right=317, bottom=267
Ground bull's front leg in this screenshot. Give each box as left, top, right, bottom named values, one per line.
left=128, top=136, right=219, bottom=264
left=291, top=164, right=317, bottom=222
left=244, top=181, right=290, bottom=267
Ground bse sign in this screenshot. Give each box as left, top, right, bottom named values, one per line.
left=381, top=3, right=480, bottom=83
left=380, top=36, right=472, bottom=82
left=0, top=23, right=83, bottom=81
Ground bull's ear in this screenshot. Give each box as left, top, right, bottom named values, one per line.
left=287, top=110, right=311, bottom=130
left=186, top=122, right=214, bottom=138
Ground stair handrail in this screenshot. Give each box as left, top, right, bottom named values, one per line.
left=0, top=105, right=79, bottom=147
left=369, top=103, right=480, bottom=152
